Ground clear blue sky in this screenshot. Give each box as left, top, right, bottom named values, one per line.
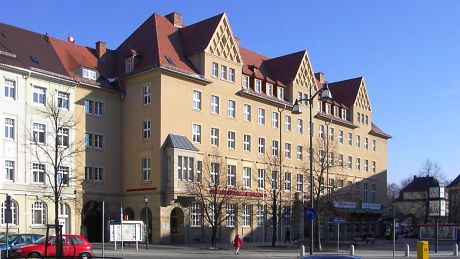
left=3, top=1, right=459, bottom=184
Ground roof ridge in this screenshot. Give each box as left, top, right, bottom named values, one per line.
left=152, top=14, right=162, bottom=69
left=329, top=76, right=363, bottom=85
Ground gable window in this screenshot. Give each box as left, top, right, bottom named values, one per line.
left=212, top=62, right=218, bottom=77
left=229, top=68, right=235, bottom=83
left=142, top=120, right=151, bottom=139
left=211, top=128, right=219, bottom=147
left=266, top=84, right=273, bottom=96
left=285, top=143, right=291, bottom=159
left=227, top=165, right=236, bottom=186
left=58, top=127, right=69, bottom=147
left=33, top=86, right=46, bottom=106
left=143, top=85, right=151, bottom=105
left=297, top=119, right=303, bottom=134
left=272, top=140, right=279, bottom=156
left=32, top=163, right=45, bottom=184
left=258, top=108, right=265, bottom=125
left=242, top=75, right=249, bottom=89
left=192, top=90, right=201, bottom=110
left=255, top=79, right=262, bottom=93
left=221, top=65, right=227, bottom=80
left=142, top=157, right=151, bottom=181
left=5, top=160, right=15, bottom=181
left=211, top=95, right=219, bottom=114
left=4, top=79, right=16, bottom=99
left=192, top=124, right=201, bottom=143
left=32, top=201, right=47, bottom=225
left=243, top=167, right=251, bottom=188
left=258, top=137, right=265, bottom=154
left=243, top=134, right=251, bottom=152
left=285, top=115, right=291, bottom=132
left=272, top=112, right=279, bottom=128
left=227, top=131, right=236, bottom=149
left=5, top=118, right=14, bottom=140
left=243, top=104, right=251, bottom=121
left=125, top=56, right=134, bottom=73
left=227, top=100, right=236, bottom=118
left=277, top=87, right=284, bottom=100
left=32, top=123, right=46, bottom=144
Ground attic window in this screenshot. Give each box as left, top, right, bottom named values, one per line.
left=125, top=56, right=134, bottom=73
left=165, top=56, right=176, bottom=66
left=82, top=68, right=97, bottom=80
left=30, top=55, right=39, bottom=63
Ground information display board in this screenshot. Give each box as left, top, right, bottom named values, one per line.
left=109, top=220, right=143, bottom=242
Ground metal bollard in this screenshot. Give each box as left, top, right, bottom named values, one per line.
left=350, top=245, right=355, bottom=256
left=454, top=244, right=458, bottom=256
left=300, top=245, right=305, bottom=257
left=405, top=244, right=410, bottom=257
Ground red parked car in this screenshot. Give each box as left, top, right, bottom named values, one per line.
left=9, top=234, right=92, bottom=258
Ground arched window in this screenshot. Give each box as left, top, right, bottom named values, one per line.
left=32, top=201, right=47, bottom=225
left=1, top=199, right=18, bottom=225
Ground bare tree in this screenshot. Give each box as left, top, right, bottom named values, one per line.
left=185, top=154, right=246, bottom=248
left=27, top=86, right=84, bottom=256
left=387, top=183, right=401, bottom=202
left=418, top=159, right=449, bottom=185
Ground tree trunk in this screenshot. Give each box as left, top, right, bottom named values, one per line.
left=271, top=192, right=277, bottom=246
left=211, top=226, right=217, bottom=248
left=315, top=216, right=322, bottom=251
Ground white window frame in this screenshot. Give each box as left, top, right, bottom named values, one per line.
left=190, top=203, right=202, bottom=227
left=227, top=100, right=236, bottom=118
left=296, top=145, right=303, bottom=160
left=84, top=99, right=93, bottom=114
left=348, top=133, right=352, bottom=146
left=296, top=174, right=303, bottom=192
left=5, top=118, right=14, bottom=140
left=94, top=134, right=103, bottom=149
left=57, top=166, right=69, bottom=186
left=192, top=90, right=201, bottom=110
left=364, top=159, right=369, bottom=172
left=32, top=86, right=46, bottom=106
left=95, top=101, right=103, bottom=116
left=227, top=131, right=236, bottom=150
left=341, top=109, right=347, bottom=120
left=242, top=204, right=252, bottom=227
left=4, top=78, right=16, bottom=99
left=243, top=104, right=251, bottom=121
left=143, top=85, right=151, bottom=105
left=256, top=205, right=264, bottom=227
left=125, top=56, right=134, bottom=73
left=372, top=139, right=376, bottom=152
left=192, top=124, right=201, bottom=144
left=338, top=130, right=343, bottom=144
left=356, top=158, right=361, bottom=171
left=266, top=83, right=273, bottom=96
left=1, top=200, right=17, bottom=225
left=212, top=62, right=218, bottom=77
left=285, top=143, right=291, bottom=159
left=211, top=95, right=219, bottom=114
left=258, top=108, right=265, bottom=125
left=142, top=157, right=151, bottom=181
left=243, top=167, right=251, bottom=188
left=319, top=125, right=324, bottom=139
left=227, top=165, right=236, bottom=187
left=226, top=204, right=235, bottom=227
left=272, top=111, right=279, bottom=129
left=210, top=127, right=219, bottom=147
left=356, top=135, right=361, bottom=148
left=297, top=119, right=303, bottom=134
left=94, top=167, right=103, bottom=181
left=243, top=134, right=251, bottom=152
left=57, top=91, right=70, bottom=110
left=277, top=87, right=284, bottom=100
left=348, top=156, right=352, bottom=169
left=242, top=75, right=249, bottom=89
left=221, top=65, right=227, bottom=80
left=142, top=120, right=151, bottom=140
left=229, top=68, right=235, bottom=83
left=365, top=137, right=369, bottom=150
left=258, top=137, right=265, bottom=154
left=31, top=201, right=46, bottom=225
left=272, top=140, right=279, bottom=156
left=255, top=79, right=262, bottom=93
left=5, top=160, right=14, bottom=182
left=284, top=172, right=291, bottom=191
left=32, top=123, right=46, bottom=144
left=285, top=115, right=291, bottom=132
left=257, top=169, right=265, bottom=189
left=58, top=127, right=69, bottom=147
left=372, top=161, right=376, bottom=173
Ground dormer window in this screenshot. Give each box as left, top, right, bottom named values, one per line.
left=341, top=109, right=347, bottom=120
left=266, top=84, right=273, bottom=96
left=333, top=106, right=339, bottom=117
left=325, top=103, right=331, bottom=114
left=82, top=68, right=97, bottom=80
left=277, top=87, right=284, bottom=100
left=255, top=79, right=261, bottom=93
left=242, top=75, right=249, bottom=89
left=125, top=56, right=134, bottom=73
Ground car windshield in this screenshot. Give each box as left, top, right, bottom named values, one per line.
left=0, top=234, right=18, bottom=243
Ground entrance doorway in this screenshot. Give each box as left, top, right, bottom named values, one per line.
left=83, top=201, right=102, bottom=242
left=170, top=208, right=184, bottom=243
left=140, top=207, right=153, bottom=243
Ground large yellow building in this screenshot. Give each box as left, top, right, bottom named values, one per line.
left=0, top=11, right=390, bottom=244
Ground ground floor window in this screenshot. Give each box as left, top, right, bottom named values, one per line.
left=190, top=203, right=202, bottom=227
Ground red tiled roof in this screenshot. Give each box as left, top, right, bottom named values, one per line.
left=370, top=122, right=391, bottom=139
left=180, top=13, right=224, bottom=56
left=328, top=77, right=363, bottom=107
left=239, top=47, right=280, bottom=85
left=0, top=23, right=67, bottom=75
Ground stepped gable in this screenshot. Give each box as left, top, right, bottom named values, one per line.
left=327, top=77, right=363, bottom=107
left=0, top=23, right=67, bottom=75
left=180, top=13, right=224, bottom=56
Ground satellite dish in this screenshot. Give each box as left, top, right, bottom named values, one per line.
left=67, top=35, right=75, bottom=43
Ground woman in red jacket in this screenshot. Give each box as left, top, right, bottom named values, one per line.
left=233, top=234, right=243, bottom=255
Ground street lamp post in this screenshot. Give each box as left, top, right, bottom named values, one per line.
left=144, top=197, right=149, bottom=250
left=292, top=83, right=332, bottom=255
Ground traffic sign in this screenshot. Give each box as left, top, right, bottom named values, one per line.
left=305, top=208, right=317, bottom=220
left=333, top=217, right=346, bottom=224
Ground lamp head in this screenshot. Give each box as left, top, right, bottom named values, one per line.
left=292, top=99, right=302, bottom=114
left=320, top=83, right=333, bottom=101
left=144, top=196, right=149, bottom=204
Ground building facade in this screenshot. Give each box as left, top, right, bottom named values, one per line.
left=0, top=11, right=390, bottom=244
left=447, top=174, right=460, bottom=225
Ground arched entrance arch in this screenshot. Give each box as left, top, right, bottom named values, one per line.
left=170, top=207, right=184, bottom=243
left=82, top=201, right=102, bottom=242
left=140, top=207, right=153, bottom=243
left=123, top=207, right=135, bottom=220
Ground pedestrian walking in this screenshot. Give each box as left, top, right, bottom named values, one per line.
left=285, top=228, right=291, bottom=243
left=233, top=234, right=243, bottom=255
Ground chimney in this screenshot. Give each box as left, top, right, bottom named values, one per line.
left=316, top=72, right=325, bottom=83
left=96, top=41, right=106, bottom=59
left=165, top=12, right=183, bottom=28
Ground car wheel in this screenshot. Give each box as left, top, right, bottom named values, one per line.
left=79, top=252, right=91, bottom=259
left=28, top=252, right=41, bottom=258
